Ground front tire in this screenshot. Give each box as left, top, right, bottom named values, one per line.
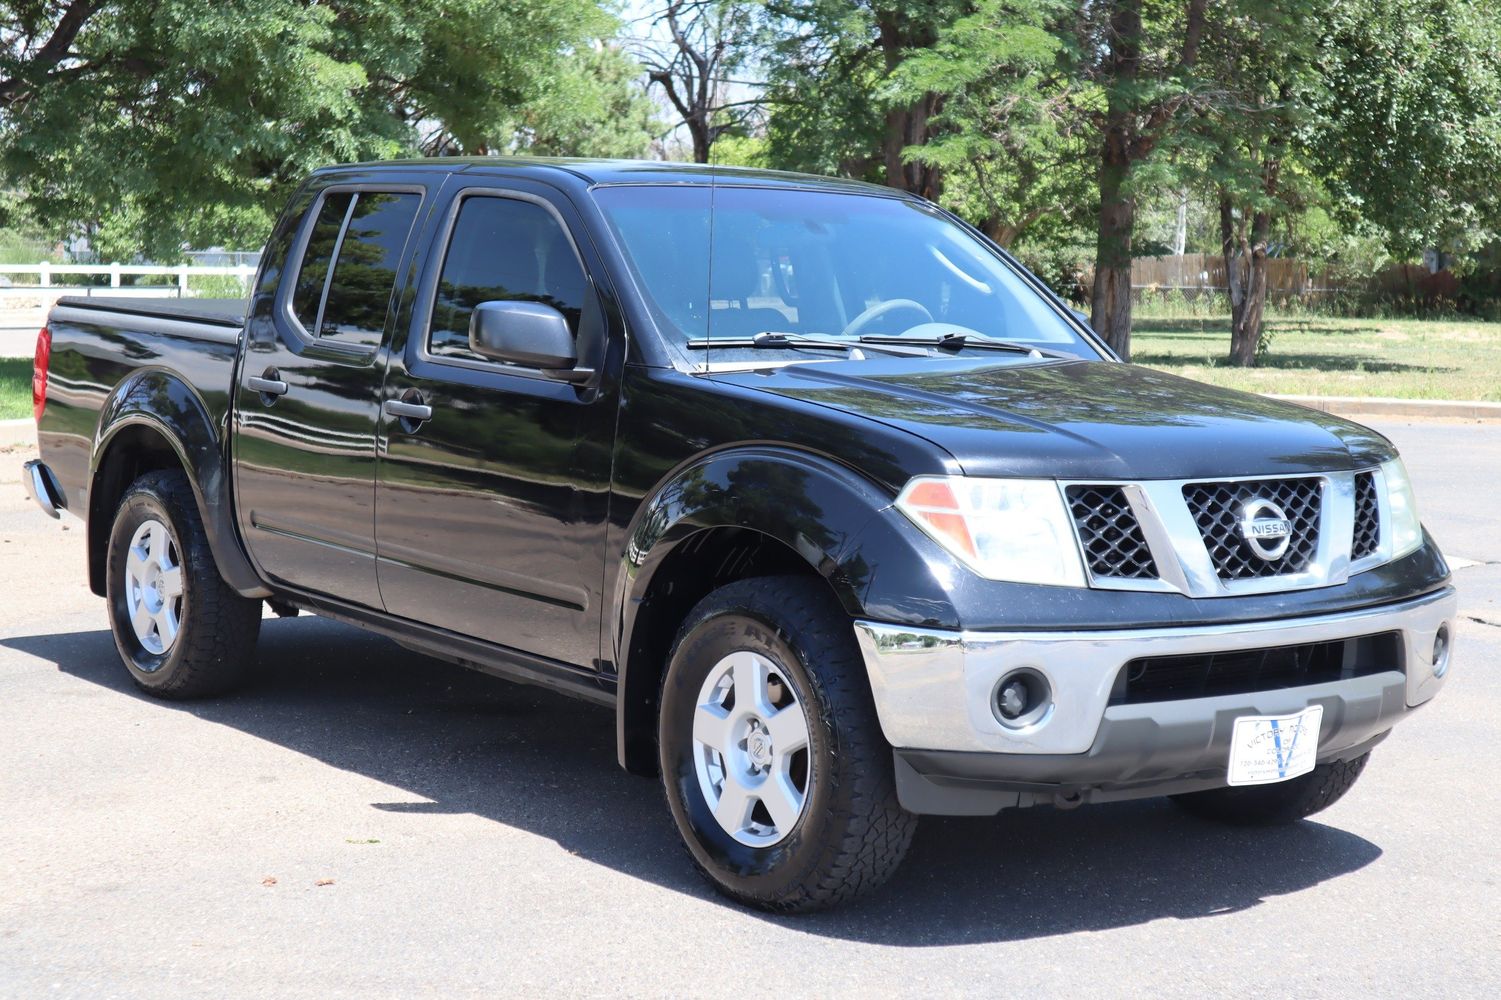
left=1171, top=753, right=1371, bottom=825
left=105, top=470, right=261, bottom=698
left=658, top=576, right=916, bottom=912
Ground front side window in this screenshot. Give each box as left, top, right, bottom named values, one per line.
left=289, top=189, right=421, bottom=347
left=427, top=195, right=587, bottom=362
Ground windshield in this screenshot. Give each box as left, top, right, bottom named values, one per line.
left=592, top=184, right=1098, bottom=365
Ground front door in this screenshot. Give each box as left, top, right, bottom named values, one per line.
left=375, top=183, right=620, bottom=669
left=234, top=177, right=431, bottom=606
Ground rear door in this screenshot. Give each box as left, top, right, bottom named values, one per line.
left=233, top=174, right=435, bottom=606
left=374, top=180, right=622, bottom=669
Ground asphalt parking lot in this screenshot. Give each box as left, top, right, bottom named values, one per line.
left=1, top=418, right=1498, bottom=999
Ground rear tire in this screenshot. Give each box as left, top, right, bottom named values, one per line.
left=1171, top=753, right=1370, bottom=826
left=105, top=470, right=261, bottom=698
left=658, top=575, right=917, bottom=912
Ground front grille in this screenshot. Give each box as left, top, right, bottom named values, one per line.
left=1110, top=632, right=1402, bottom=705
left=1066, top=485, right=1159, bottom=579
left=1352, top=471, right=1381, bottom=559
left=1183, top=478, right=1322, bottom=579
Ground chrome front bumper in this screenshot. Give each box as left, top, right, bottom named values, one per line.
left=853, top=587, right=1456, bottom=757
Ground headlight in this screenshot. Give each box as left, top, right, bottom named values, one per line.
left=1381, top=458, right=1423, bottom=559
left=896, top=476, right=1087, bottom=587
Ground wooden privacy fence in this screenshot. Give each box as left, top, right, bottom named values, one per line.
left=1083, top=254, right=1345, bottom=299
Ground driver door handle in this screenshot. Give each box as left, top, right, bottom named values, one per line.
left=247, top=376, right=287, bottom=397
left=383, top=398, right=433, bottom=422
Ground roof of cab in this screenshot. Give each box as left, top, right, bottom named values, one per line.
left=311, top=156, right=913, bottom=198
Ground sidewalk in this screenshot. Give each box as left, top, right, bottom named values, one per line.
left=1270, top=394, right=1501, bottom=422
left=0, top=419, right=35, bottom=449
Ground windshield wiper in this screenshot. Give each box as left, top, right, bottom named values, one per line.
left=858, top=333, right=1074, bottom=359
left=684, top=332, right=933, bottom=358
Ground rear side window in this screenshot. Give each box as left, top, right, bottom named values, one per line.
left=289, top=190, right=421, bottom=348
left=428, top=195, right=587, bottom=361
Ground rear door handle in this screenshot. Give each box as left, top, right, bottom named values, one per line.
left=384, top=398, right=433, bottom=422
left=247, top=375, right=287, bottom=397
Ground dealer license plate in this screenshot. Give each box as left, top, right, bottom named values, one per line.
left=1226, top=706, right=1323, bottom=786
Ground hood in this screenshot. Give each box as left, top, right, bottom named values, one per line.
left=717, top=358, right=1396, bottom=481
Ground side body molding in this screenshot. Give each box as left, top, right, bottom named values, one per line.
left=90, top=368, right=270, bottom=598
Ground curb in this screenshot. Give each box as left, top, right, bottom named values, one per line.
left=0, top=418, right=35, bottom=448
left=1268, top=395, right=1501, bottom=422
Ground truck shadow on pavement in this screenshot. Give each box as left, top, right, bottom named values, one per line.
left=4, top=615, right=1384, bottom=945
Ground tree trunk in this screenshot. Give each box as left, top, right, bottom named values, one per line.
left=876, top=13, right=942, bottom=201
left=1089, top=0, right=1144, bottom=361
left=1172, top=189, right=1188, bottom=256
left=689, top=113, right=711, bottom=163
left=1221, top=191, right=1271, bottom=367
left=1091, top=150, right=1135, bottom=360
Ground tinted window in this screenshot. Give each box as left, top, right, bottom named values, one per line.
left=593, top=185, right=1097, bottom=361
left=291, top=191, right=352, bottom=331
left=428, top=196, right=587, bottom=361
left=318, top=192, right=421, bottom=346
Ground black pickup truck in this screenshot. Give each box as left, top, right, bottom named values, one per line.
left=23, top=158, right=1456, bottom=911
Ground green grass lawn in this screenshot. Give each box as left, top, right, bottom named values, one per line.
left=0, top=358, right=30, bottom=420
left=3, top=317, right=1493, bottom=422
left=1132, top=316, right=1501, bottom=401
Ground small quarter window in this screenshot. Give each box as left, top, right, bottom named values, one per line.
left=291, top=192, right=352, bottom=332
left=428, top=196, right=587, bottom=362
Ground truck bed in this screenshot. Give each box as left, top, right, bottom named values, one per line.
left=54, top=295, right=246, bottom=329
left=38, top=295, right=248, bottom=521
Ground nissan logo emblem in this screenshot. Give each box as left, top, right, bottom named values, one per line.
left=1239, top=498, right=1293, bottom=561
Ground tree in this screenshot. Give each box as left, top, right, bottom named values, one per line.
left=1312, top=0, right=1501, bottom=257
left=0, top=0, right=625, bottom=259
left=894, top=0, right=1091, bottom=249
left=1195, top=0, right=1501, bottom=365
left=635, top=0, right=760, bottom=163
left=1072, top=0, right=1208, bottom=360
left=513, top=43, right=660, bottom=160
left=764, top=1, right=966, bottom=198
left=1195, top=2, right=1322, bottom=366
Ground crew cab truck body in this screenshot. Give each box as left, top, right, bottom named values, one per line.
left=24, top=159, right=1456, bottom=911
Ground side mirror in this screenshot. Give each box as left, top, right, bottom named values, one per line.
left=469, top=300, right=591, bottom=382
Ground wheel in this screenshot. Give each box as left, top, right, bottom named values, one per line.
left=658, top=575, right=917, bottom=912
left=105, top=470, right=261, bottom=698
left=1171, top=753, right=1371, bottom=826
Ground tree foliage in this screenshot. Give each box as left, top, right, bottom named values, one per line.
left=1312, top=0, right=1501, bottom=256
left=764, top=0, right=967, bottom=197
left=894, top=0, right=1091, bottom=249
left=0, top=0, right=642, bottom=259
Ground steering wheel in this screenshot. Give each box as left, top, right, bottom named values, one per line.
left=839, top=298, right=934, bottom=338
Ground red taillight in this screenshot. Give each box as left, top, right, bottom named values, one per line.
left=32, top=326, right=50, bottom=423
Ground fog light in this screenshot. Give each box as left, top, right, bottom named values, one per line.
left=992, top=669, right=1051, bottom=729
left=1432, top=624, right=1451, bottom=678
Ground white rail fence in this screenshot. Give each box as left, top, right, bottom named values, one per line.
left=0, top=262, right=257, bottom=299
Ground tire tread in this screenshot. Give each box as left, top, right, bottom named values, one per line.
left=1172, top=752, right=1370, bottom=826
left=109, top=470, right=260, bottom=699
left=663, top=575, right=916, bottom=912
